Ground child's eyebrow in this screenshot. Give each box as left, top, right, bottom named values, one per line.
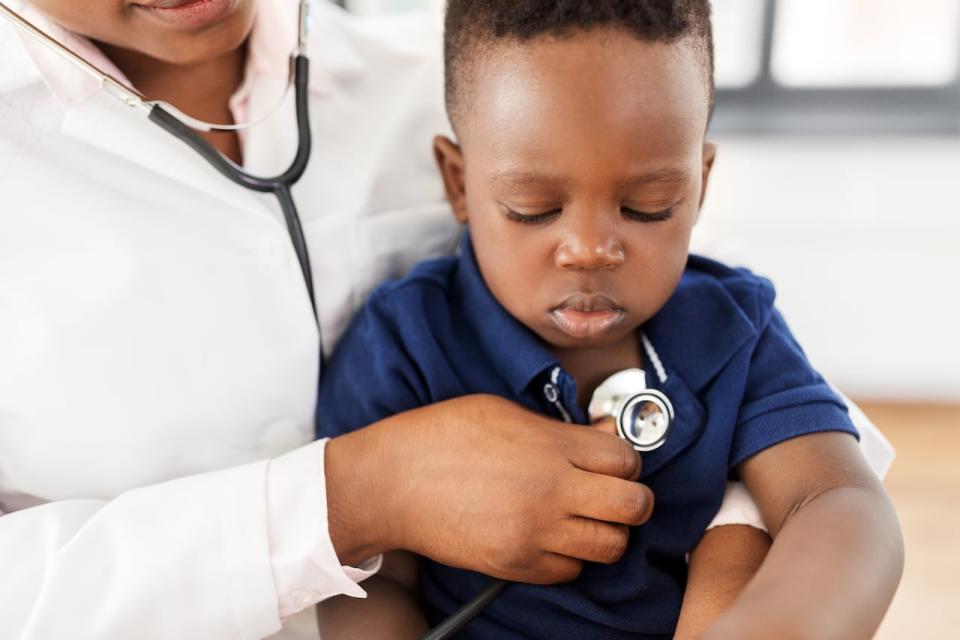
left=489, top=171, right=564, bottom=190
left=620, top=168, right=692, bottom=187
left=489, top=168, right=692, bottom=190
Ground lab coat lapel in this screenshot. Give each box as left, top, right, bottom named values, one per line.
left=59, top=91, right=273, bottom=219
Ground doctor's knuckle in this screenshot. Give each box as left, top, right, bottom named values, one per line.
left=632, top=486, right=655, bottom=525
left=597, top=528, right=629, bottom=564
left=550, top=558, right=583, bottom=583
left=500, top=542, right=538, bottom=576
left=619, top=486, right=650, bottom=522
left=611, top=441, right=641, bottom=478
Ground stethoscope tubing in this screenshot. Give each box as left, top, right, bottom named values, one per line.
left=421, top=579, right=509, bottom=640
left=147, top=55, right=319, bottom=330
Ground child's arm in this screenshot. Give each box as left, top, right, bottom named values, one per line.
left=674, top=524, right=771, bottom=640
left=316, top=551, right=427, bottom=640
left=588, top=422, right=772, bottom=638
left=704, top=432, right=903, bottom=640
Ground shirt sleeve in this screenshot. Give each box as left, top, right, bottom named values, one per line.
left=266, top=439, right=382, bottom=619
left=0, top=461, right=282, bottom=640
left=709, top=394, right=894, bottom=533
left=0, top=443, right=385, bottom=639
left=730, top=307, right=859, bottom=470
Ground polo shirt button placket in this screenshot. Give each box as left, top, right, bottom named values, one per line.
left=544, top=366, right=573, bottom=423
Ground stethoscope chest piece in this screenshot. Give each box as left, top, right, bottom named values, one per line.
left=588, top=368, right=674, bottom=453
left=616, top=388, right=674, bottom=452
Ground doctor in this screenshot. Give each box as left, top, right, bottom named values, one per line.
left=0, top=1, right=662, bottom=639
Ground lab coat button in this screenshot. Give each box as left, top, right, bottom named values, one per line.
left=291, top=590, right=320, bottom=609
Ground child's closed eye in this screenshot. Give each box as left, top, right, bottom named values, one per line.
left=621, top=206, right=675, bottom=222
left=503, top=206, right=676, bottom=225
left=504, top=207, right=562, bottom=225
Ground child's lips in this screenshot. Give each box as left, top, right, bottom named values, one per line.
left=550, top=294, right=626, bottom=339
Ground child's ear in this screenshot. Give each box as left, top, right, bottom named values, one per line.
left=433, top=135, right=469, bottom=224
left=696, top=142, right=718, bottom=217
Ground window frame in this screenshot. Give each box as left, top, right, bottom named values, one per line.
left=712, top=0, right=960, bottom=135
left=331, top=0, right=960, bottom=134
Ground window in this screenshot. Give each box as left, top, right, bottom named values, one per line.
left=341, top=0, right=441, bottom=14
left=772, top=0, right=960, bottom=88
left=331, top=0, right=960, bottom=133
left=714, top=0, right=960, bottom=134
left=714, top=0, right=766, bottom=89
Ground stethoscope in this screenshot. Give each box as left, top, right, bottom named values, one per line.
left=426, top=343, right=676, bottom=639
left=1, top=4, right=678, bottom=638
left=0, top=0, right=319, bottom=329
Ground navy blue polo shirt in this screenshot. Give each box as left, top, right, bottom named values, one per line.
left=316, top=234, right=858, bottom=639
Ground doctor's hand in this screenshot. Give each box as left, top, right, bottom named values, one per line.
left=325, top=395, right=653, bottom=584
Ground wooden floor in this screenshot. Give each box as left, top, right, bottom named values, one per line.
left=858, top=403, right=960, bottom=639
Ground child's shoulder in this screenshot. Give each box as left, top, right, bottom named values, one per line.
left=680, top=254, right=778, bottom=331
left=369, top=253, right=459, bottom=304
left=357, top=253, right=463, bottom=334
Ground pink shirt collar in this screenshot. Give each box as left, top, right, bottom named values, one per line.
left=12, top=0, right=328, bottom=112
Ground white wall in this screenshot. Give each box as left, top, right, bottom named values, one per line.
left=693, top=136, right=960, bottom=401
left=346, top=0, right=443, bottom=15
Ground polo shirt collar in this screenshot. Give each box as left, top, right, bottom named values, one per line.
left=454, top=233, right=560, bottom=396
left=644, top=257, right=759, bottom=393
left=454, top=234, right=758, bottom=398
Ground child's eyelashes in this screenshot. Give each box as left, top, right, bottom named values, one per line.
left=502, top=205, right=676, bottom=225
left=621, top=206, right=675, bottom=222
left=504, top=208, right=562, bottom=225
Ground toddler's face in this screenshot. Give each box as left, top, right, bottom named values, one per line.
left=436, top=29, right=716, bottom=351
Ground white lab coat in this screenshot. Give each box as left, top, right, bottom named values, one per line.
left=0, top=2, right=456, bottom=639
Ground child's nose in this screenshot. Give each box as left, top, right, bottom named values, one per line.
left=554, top=215, right=625, bottom=271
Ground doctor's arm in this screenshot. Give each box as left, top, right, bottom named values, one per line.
left=0, top=400, right=651, bottom=640
left=702, top=431, right=903, bottom=640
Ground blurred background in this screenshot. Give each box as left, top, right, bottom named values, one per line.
left=330, top=0, right=960, bottom=637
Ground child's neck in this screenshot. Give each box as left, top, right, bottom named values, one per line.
left=551, top=331, right=643, bottom=410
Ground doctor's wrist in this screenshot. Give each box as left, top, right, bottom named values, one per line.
left=325, top=424, right=402, bottom=566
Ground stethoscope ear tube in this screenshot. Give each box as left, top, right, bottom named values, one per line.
left=146, top=57, right=318, bottom=329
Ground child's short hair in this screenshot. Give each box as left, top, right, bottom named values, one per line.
left=443, top=0, right=716, bottom=128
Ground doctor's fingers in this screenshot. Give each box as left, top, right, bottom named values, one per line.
left=564, top=471, right=655, bottom=527
left=542, top=518, right=632, bottom=567
left=562, top=424, right=642, bottom=481
left=522, top=553, right=585, bottom=585
left=589, top=416, right=618, bottom=436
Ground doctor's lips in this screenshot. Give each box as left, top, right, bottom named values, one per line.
left=132, top=0, right=234, bottom=30
left=549, top=294, right=626, bottom=340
